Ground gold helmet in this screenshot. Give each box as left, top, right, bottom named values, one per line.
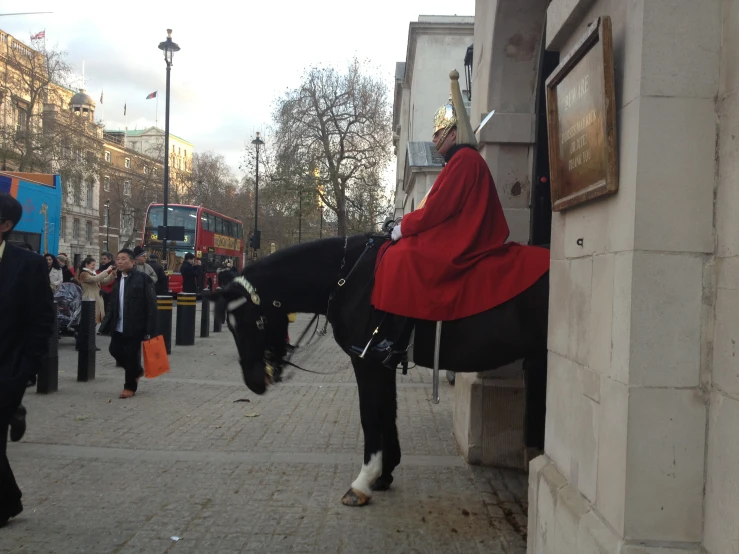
left=432, top=70, right=477, bottom=150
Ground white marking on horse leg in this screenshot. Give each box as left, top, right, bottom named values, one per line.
left=227, top=297, right=248, bottom=311
left=351, top=451, right=382, bottom=497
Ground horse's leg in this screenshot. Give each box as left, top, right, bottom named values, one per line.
left=342, top=357, right=384, bottom=507
left=372, top=367, right=400, bottom=492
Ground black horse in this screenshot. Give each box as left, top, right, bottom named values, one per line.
left=216, top=234, right=549, bottom=507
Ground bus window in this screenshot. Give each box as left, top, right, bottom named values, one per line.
left=216, top=217, right=223, bottom=234
left=208, top=213, right=215, bottom=231
left=201, top=212, right=209, bottom=231
left=236, top=225, right=243, bottom=239
left=225, top=221, right=233, bottom=237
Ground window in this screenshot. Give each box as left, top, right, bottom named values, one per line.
left=124, top=158, right=131, bottom=168
left=104, top=151, right=111, bottom=163
left=207, top=213, right=215, bottom=231
left=178, top=147, right=181, bottom=155
left=86, top=151, right=95, bottom=162
left=85, top=221, right=92, bottom=243
left=76, top=150, right=83, bottom=163
left=103, top=209, right=109, bottom=227
left=86, top=181, right=94, bottom=208
left=200, top=212, right=209, bottom=231
left=72, top=218, right=80, bottom=239
left=60, top=216, right=66, bottom=239
left=123, top=181, right=132, bottom=196
left=184, top=149, right=187, bottom=158
left=215, top=217, right=223, bottom=234
left=73, top=174, right=83, bottom=205
left=121, top=211, right=134, bottom=234
left=104, top=176, right=110, bottom=192
left=144, top=166, right=149, bottom=175
left=15, top=104, right=27, bottom=134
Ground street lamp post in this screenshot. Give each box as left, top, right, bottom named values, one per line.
left=158, top=29, right=180, bottom=269
left=251, top=132, right=264, bottom=257
left=104, top=199, right=110, bottom=251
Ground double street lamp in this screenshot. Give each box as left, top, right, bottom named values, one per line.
left=158, top=29, right=180, bottom=268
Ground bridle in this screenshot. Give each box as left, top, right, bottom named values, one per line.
left=228, top=235, right=382, bottom=379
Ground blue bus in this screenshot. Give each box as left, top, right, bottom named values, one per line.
left=0, top=171, right=62, bottom=255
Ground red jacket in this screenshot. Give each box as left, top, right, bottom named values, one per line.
left=371, top=146, right=549, bottom=321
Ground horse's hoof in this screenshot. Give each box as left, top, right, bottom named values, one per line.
left=371, top=476, right=393, bottom=491
left=341, top=488, right=370, bottom=507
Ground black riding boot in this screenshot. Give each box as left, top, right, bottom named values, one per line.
left=350, top=312, right=414, bottom=369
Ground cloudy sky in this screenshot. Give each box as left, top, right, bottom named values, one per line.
left=1, top=1, right=474, bottom=178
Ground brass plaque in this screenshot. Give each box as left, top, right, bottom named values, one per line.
left=546, top=16, right=618, bottom=211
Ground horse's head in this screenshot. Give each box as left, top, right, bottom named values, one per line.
left=217, top=276, right=290, bottom=395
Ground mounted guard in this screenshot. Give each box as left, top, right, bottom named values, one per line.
left=364, top=70, right=551, bottom=367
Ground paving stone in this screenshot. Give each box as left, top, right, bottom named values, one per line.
left=3, top=312, right=528, bottom=553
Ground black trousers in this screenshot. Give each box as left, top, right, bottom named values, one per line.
left=0, top=372, right=27, bottom=516
left=109, top=332, right=144, bottom=392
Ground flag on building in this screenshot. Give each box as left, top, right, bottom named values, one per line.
left=124, top=103, right=127, bottom=116
left=146, top=91, right=157, bottom=100
left=100, top=90, right=104, bottom=104
left=31, top=30, right=45, bottom=40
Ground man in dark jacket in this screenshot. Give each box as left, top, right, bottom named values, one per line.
left=180, top=253, right=197, bottom=293
left=148, top=255, right=169, bottom=296
left=0, top=193, right=54, bottom=527
left=100, top=248, right=157, bottom=399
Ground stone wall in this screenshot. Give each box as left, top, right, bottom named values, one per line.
left=526, top=0, right=723, bottom=552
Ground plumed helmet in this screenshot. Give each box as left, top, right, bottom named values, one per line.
left=432, top=70, right=477, bottom=149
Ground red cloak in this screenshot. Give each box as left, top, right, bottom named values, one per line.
left=371, top=146, right=550, bottom=321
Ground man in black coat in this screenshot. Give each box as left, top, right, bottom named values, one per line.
left=100, top=249, right=157, bottom=399
left=0, top=193, right=54, bottom=527
left=148, top=254, right=169, bottom=296
left=180, top=253, right=197, bottom=293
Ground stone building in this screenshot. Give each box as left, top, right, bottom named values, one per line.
left=441, top=0, right=738, bottom=552
left=99, top=127, right=193, bottom=255
left=392, top=15, right=474, bottom=219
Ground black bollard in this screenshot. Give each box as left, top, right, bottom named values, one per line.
left=175, top=293, right=197, bottom=346
left=157, top=295, right=173, bottom=354
left=77, top=299, right=96, bottom=382
left=213, top=287, right=223, bottom=333
left=37, top=301, right=59, bottom=394
left=200, top=294, right=210, bottom=338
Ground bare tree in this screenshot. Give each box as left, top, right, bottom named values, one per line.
left=186, top=151, right=239, bottom=214
left=270, top=58, right=392, bottom=236
left=0, top=36, right=74, bottom=172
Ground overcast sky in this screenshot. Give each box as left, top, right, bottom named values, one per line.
left=1, top=1, right=474, bottom=179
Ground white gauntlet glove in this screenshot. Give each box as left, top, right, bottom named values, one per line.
left=391, top=223, right=402, bottom=241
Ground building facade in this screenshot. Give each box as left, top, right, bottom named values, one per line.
left=392, top=16, right=474, bottom=219
left=98, top=128, right=193, bottom=255
left=457, top=0, right=738, bottom=552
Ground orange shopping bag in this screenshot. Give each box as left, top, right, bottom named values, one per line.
left=143, top=335, right=170, bottom=379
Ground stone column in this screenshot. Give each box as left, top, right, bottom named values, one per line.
left=452, top=0, right=547, bottom=467
left=527, top=0, right=721, bottom=552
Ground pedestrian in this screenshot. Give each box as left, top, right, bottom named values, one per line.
left=132, top=246, right=158, bottom=284
left=147, top=254, right=169, bottom=296
left=99, top=249, right=157, bottom=399
left=0, top=193, right=55, bottom=527
left=98, top=251, right=115, bottom=314
left=56, top=253, right=75, bottom=283
left=180, top=253, right=197, bottom=293
left=77, top=257, right=116, bottom=324
left=44, top=253, right=63, bottom=292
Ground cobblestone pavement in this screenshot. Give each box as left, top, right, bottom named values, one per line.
left=3, top=310, right=528, bottom=553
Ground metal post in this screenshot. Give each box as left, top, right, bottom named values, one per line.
left=162, top=61, right=172, bottom=267
left=432, top=321, right=442, bottom=404
left=37, top=301, right=59, bottom=394
left=175, top=292, right=196, bottom=345
left=200, top=294, right=210, bottom=338
left=105, top=201, right=110, bottom=249
left=213, top=288, right=223, bottom=333
left=319, top=206, right=323, bottom=239
left=157, top=295, right=173, bottom=354
left=254, top=143, right=259, bottom=240
left=77, top=299, right=96, bottom=382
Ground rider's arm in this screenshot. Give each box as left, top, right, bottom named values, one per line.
left=400, top=153, right=477, bottom=237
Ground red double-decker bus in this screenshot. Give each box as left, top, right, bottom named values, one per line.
left=142, top=203, right=245, bottom=293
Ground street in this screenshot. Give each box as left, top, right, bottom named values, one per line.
left=4, top=313, right=527, bottom=554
